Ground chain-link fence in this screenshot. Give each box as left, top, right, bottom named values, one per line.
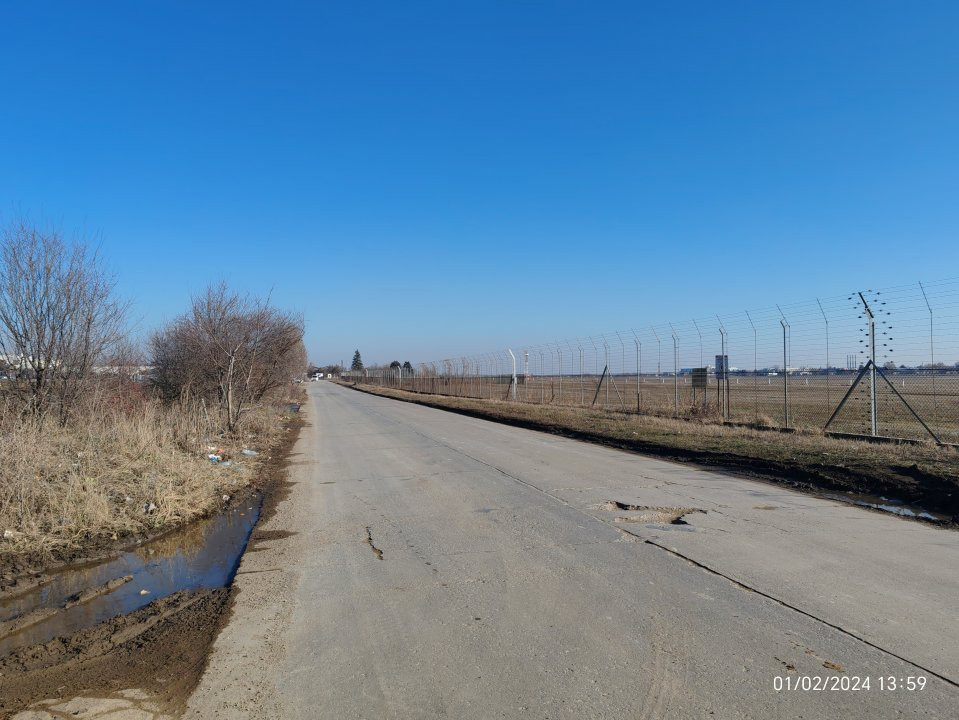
left=347, top=278, right=959, bottom=445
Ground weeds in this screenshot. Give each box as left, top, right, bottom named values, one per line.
left=0, top=386, right=297, bottom=564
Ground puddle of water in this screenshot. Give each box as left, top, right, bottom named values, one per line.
left=0, top=496, right=262, bottom=656
left=824, top=492, right=944, bottom=523
left=852, top=502, right=939, bottom=521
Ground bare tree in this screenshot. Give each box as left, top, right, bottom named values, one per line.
left=0, top=221, right=128, bottom=424
left=151, top=283, right=305, bottom=431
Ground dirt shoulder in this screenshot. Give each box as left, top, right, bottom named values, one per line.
left=344, top=382, right=959, bottom=525
left=182, top=395, right=316, bottom=720
left=0, top=413, right=305, bottom=719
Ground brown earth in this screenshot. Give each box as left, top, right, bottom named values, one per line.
left=0, top=589, right=229, bottom=718
left=0, top=411, right=304, bottom=718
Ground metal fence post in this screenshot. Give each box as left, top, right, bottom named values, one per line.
left=589, top=338, right=600, bottom=405
left=817, top=298, right=830, bottom=412
left=669, top=323, right=679, bottom=416
left=651, top=327, right=661, bottom=377
left=557, top=344, right=563, bottom=404
left=745, top=310, right=757, bottom=420
left=615, top=331, right=626, bottom=400
left=603, top=336, right=610, bottom=406
left=692, top=318, right=703, bottom=369
left=507, top=348, right=517, bottom=400
left=778, top=311, right=790, bottom=429
left=919, top=281, right=936, bottom=420
left=717, top=316, right=728, bottom=420
left=487, top=353, right=494, bottom=399
left=523, top=349, right=529, bottom=402
left=858, top=292, right=878, bottom=436
left=536, top=348, right=545, bottom=403
left=549, top=343, right=558, bottom=403
left=631, top=330, right=641, bottom=412
left=578, top=343, right=584, bottom=405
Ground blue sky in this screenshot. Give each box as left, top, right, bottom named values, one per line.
left=2, top=2, right=957, bottom=365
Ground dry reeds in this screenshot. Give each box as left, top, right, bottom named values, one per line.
left=0, top=386, right=289, bottom=562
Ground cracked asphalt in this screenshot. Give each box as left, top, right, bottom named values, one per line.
left=185, top=382, right=959, bottom=719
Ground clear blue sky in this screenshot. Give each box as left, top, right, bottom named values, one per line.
left=2, top=1, right=957, bottom=366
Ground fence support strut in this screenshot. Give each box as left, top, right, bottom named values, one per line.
left=592, top=366, right=608, bottom=407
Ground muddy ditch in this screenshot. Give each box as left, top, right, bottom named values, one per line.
left=0, top=499, right=261, bottom=657
left=0, top=413, right=303, bottom=718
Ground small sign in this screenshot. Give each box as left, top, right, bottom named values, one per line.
left=692, top=367, right=708, bottom=389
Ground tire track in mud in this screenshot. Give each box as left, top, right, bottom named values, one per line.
left=0, top=589, right=230, bottom=719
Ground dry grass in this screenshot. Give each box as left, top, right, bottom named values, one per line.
left=389, top=373, right=959, bottom=444
left=345, top=382, right=959, bottom=522
left=351, top=382, right=943, bottom=463
left=0, top=385, right=300, bottom=564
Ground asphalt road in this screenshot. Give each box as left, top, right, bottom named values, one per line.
left=186, top=382, right=959, bottom=719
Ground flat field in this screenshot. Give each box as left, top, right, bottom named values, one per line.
left=386, top=372, right=959, bottom=444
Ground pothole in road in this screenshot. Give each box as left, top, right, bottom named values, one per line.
left=600, top=501, right=706, bottom=526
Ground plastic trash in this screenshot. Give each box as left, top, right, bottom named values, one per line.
left=241, top=449, right=258, bottom=457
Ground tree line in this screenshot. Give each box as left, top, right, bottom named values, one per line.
left=0, top=220, right=306, bottom=432
left=343, top=350, right=414, bottom=374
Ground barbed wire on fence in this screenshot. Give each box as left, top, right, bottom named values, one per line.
left=345, top=277, right=959, bottom=445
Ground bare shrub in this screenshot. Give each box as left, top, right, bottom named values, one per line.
left=0, top=221, right=128, bottom=425
left=0, top=380, right=294, bottom=559
left=0, top=228, right=303, bottom=561
left=151, top=283, right=306, bottom=432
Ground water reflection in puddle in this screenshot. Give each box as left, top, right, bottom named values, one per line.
left=0, top=497, right=261, bottom=656
left=825, top=492, right=944, bottom=522
left=852, top=501, right=939, bottom=521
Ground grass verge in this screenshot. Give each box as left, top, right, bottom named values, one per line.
left=344, top=382, right=959, bottom=525
left=0, top=389, right=305, bottom=577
